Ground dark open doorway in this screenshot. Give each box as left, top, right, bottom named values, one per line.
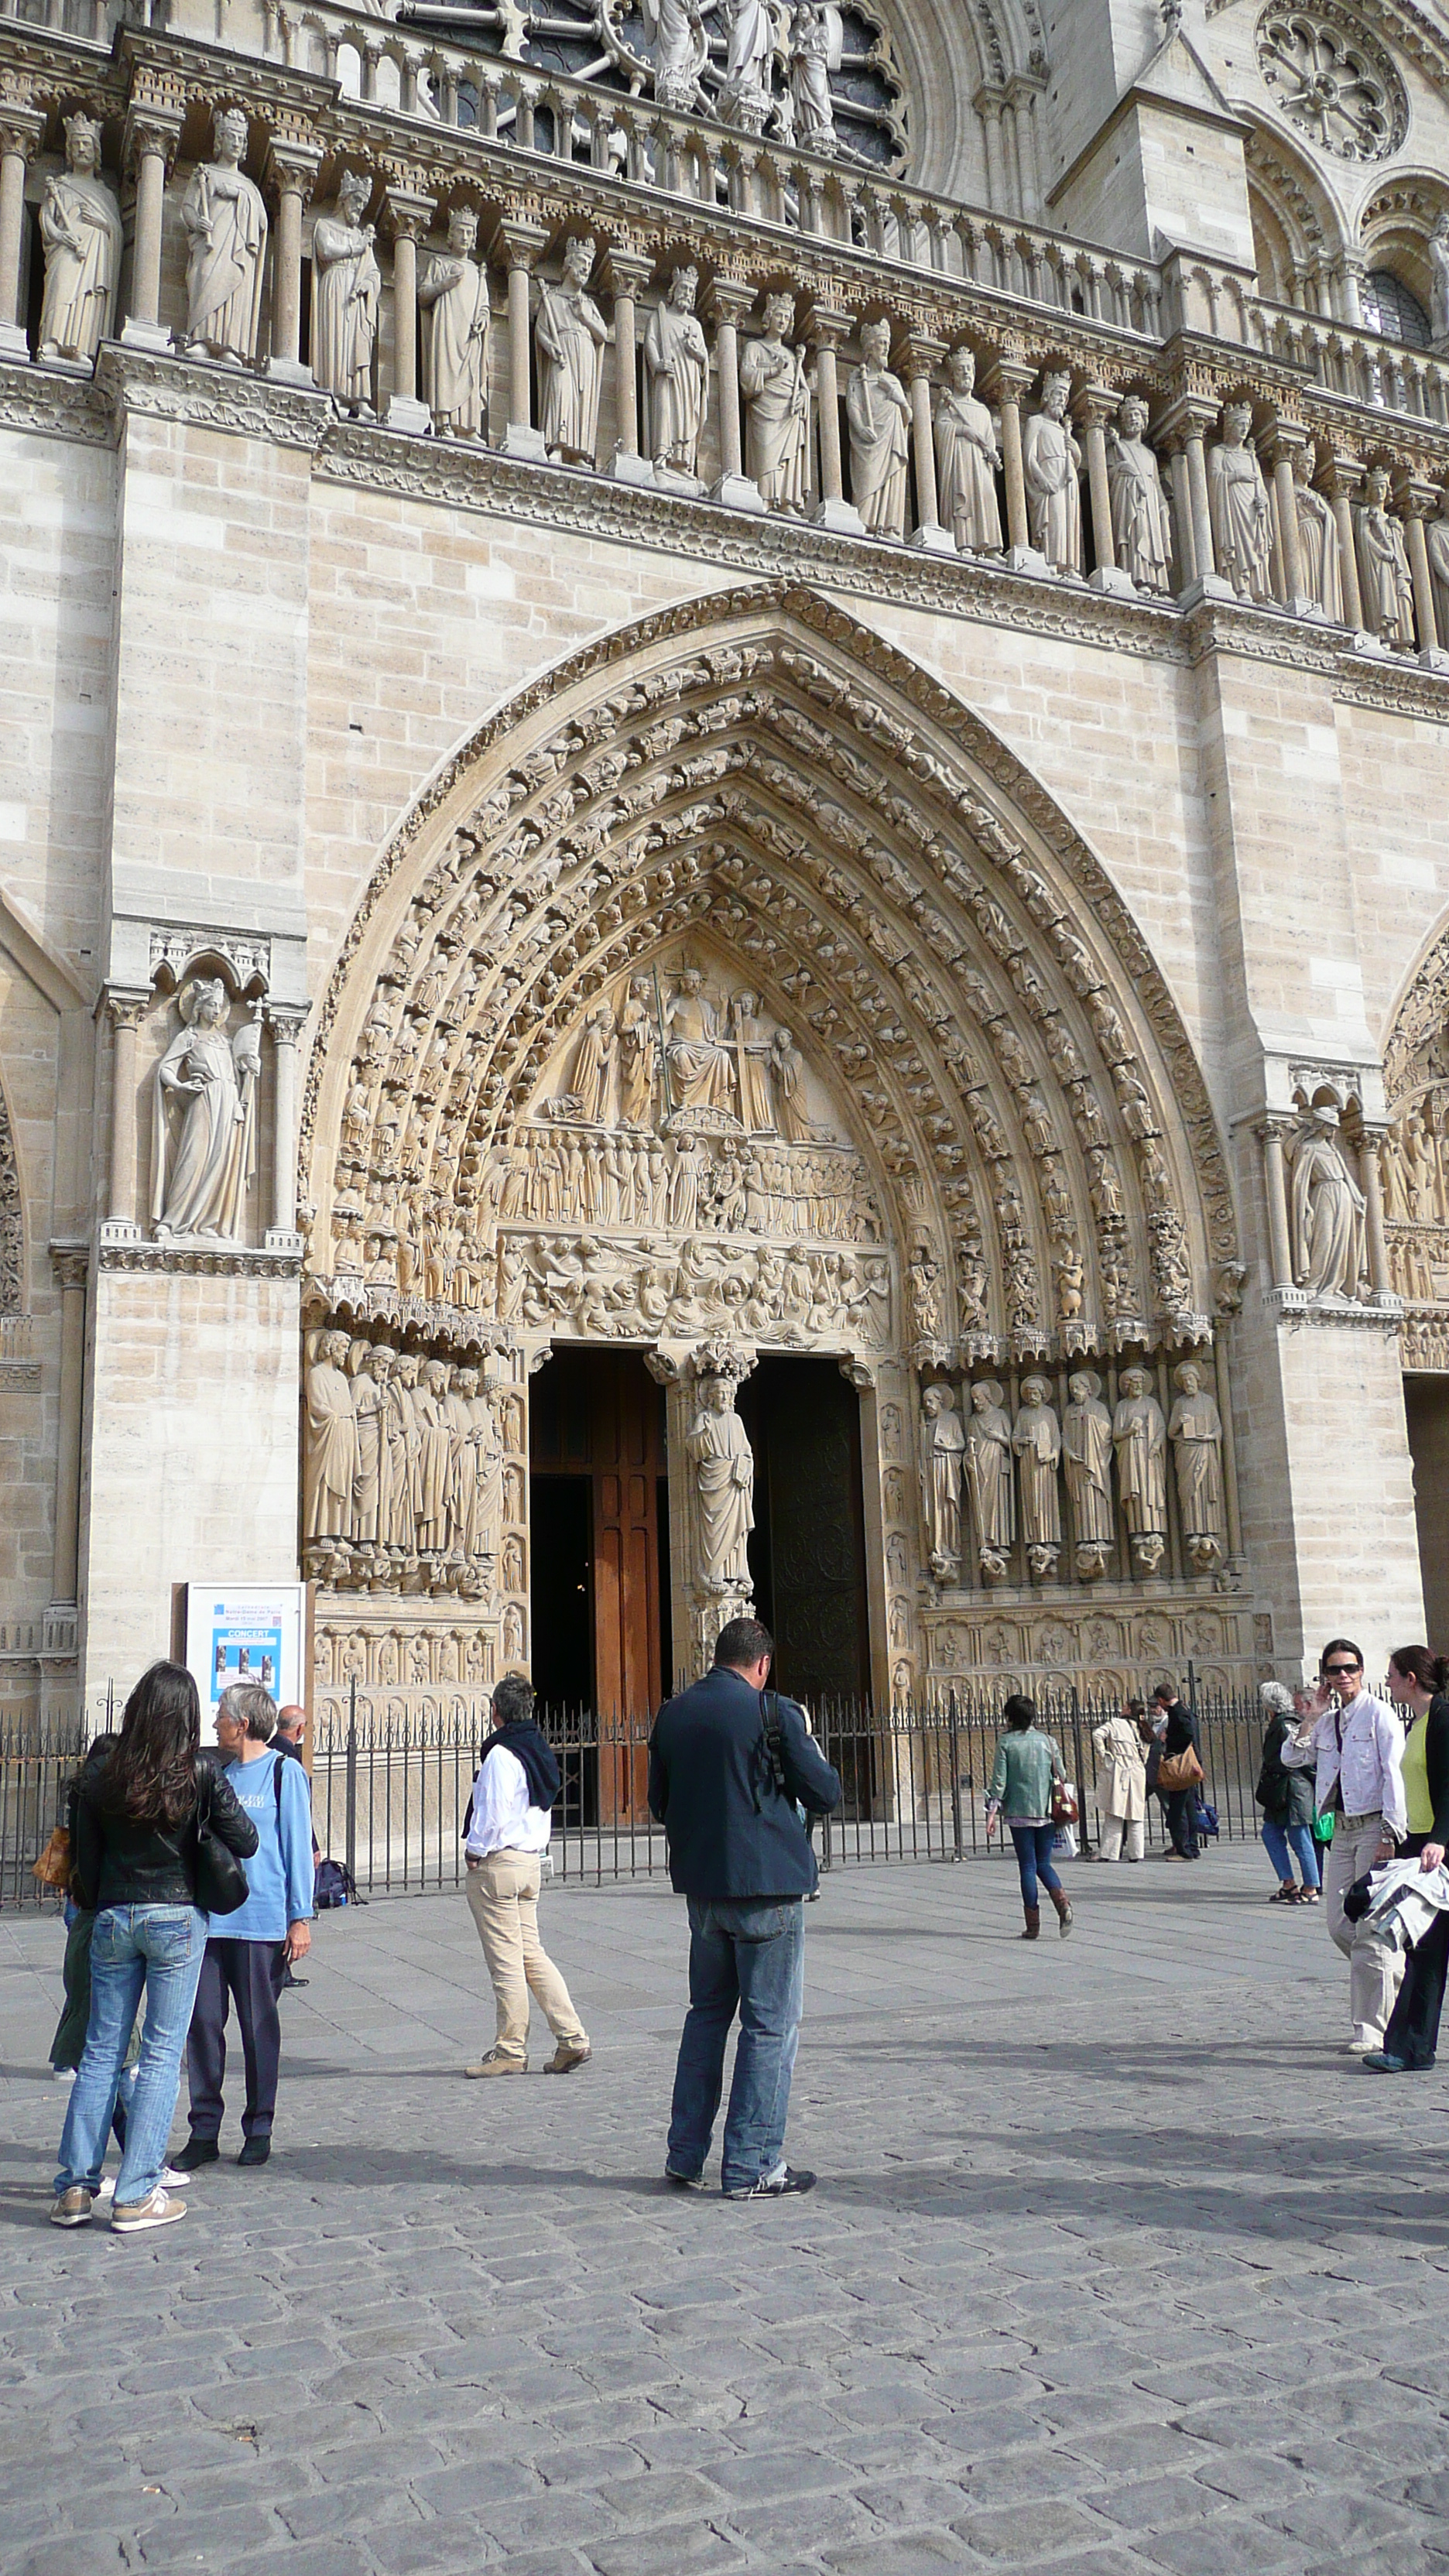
left=529, top=1347, right=670, bottom=1824
left=737, top=1356, right=871, bottom=1713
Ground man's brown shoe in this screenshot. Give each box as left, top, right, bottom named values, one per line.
left=50, top=2186, right=93, bottom=2228
left=464, top=2050, right=526, bottom=2077
left=543, top=2041, right=592, bottom=2075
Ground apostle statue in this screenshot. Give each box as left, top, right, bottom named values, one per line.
left=311, top=168, right=381, bottom=415
left=1426, top=490, right=1449, bottom=642
left=152, top=979, right=259, bottom=1240
left=687, top=1373, right=755, bottom=1590
left=719, top=0, right=776, bottom=127
left=645, top=265, right=710, bottom=478
left=666, top=968, right=735, bottom=1117
left=1106, top=394, right=1173, bottom=594
left=731, top=992, right=776, bottom=1132
left=1023, top=369, right=1082, bottom=572
left=964, top=1379, right=1014, bottom=1580
left=304, top=1329, right=359, bottom=1552
left=770, top=1026, right=815, bottom=1142
left=36, top=113, right=122, bottom=368
left=419, top=205, right=491, bottom=440
left=1355, top=464, right=1415, bottom=647
left=447, top=1366, right=481, bottom=1570
left=179, top=107, right=268, bottom=365
left=1167, top=1360, right=1226, bottom=1574
left=570, top=1002, right=617, bottom=1125
left=1208, top=400, right=1273, bottom=601
left=1013, top=1375, right=1061, bottom=1580
left=1292, top=444, right=1343, bottom=621
left=1290, top=1103, right=1366, bottom=1299
left=920, top=1382, right=965, bottom=1579
left=350, top=1343, right=394, bottom=1564
left=536, top=234, right=608, bottom=466
left=617, top=978, right=658, bottom=1126
left=789, top=0, right=838, bottom=150
left=1432, top=211, right=1449, bottom=345
left=642, top=0, right=707, bottom=112
left=1112, top=1366, right=1167, bottom=1575
left=385, top=1351, right=423, bottom=1560
left=933, top=345, right=1002, bottom=554
left=1063, top=1369, right=1114, bottom=1580
left=739, top=293, right=809, bottom=512
left=846, top=318, right=910, bottom=540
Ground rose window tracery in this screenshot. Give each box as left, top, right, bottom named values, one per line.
left=1255, top=6, right=1407, bottom=163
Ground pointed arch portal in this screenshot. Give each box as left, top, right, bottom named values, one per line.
left=302, top=584, right=1260, bottom=1729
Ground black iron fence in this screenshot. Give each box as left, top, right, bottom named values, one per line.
left=1, top=1677, right=1274, bottom=1910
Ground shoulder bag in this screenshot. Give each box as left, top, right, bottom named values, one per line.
left=31, top=1824, right=70, bottom=1891
left=193, top=1766, right=250, bottom=1915
left=1050, top=1775, right=1079, bottom=1828
left=1157, top=1744, right=1204, bottom=1793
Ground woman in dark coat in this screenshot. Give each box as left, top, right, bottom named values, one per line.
left=1255, top=1682, right=1321, bottom=1903
left=1366, top=1647, right=1449, bottom=2073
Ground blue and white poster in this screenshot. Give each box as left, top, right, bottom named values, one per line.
left=184, top=1582, right=307, bottom=1715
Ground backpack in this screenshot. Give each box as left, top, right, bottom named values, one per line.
left=314, top=1857, right=358, bottom=1910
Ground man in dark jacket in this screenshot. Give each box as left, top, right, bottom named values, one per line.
left=1153, top=1679, right=1201, bottom=1861
left=648, top=1616, right=841, bottom=2199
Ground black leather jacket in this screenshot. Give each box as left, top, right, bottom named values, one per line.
left=73, top=1756, right=258, bottom=1913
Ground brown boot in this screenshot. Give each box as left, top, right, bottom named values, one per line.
left=1021, top=1904, right=1040, bottom=1941
left=1050, top=1888, right=1074, bottom=1938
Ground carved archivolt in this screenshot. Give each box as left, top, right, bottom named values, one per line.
left=0, top=1071, right=22, bottom=1315
left=1381, top=912, right=1449, bottom=1365
left=303, top=585, right=1237, bottom=1365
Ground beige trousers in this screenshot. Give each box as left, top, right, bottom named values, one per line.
left=464, top=1851, right=587, bottom=2062
left=1098, top=1814, right=1144, bottom=1862
left=1324, top=1814, right=1404, bottom=2043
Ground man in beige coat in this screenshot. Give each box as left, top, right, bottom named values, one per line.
left=1091, top=1704, right=1149, bottom=1862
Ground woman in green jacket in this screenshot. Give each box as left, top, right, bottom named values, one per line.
left=988, top=1694, right=1073, bottom=1941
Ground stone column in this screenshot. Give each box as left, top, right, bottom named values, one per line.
left=1259, top=1119, right=1294, bottom=1293
left=496, top=216, right=549, bottom=461
left=975, top=88, right=1005, bottom=211
left=807, top=307, right=864, bottom=535
left=1211, top=1327, right=1244, bottom=1571
left=1184, top=416, right=1218, bottom=595
left=602, top=243, right=653, bottom=485
left=383, top=184, right=433, bottom=431
left=1262, top=422, right=1310, bottom=613
left=265, top=139, right=321, bottom=386
left=707, top=276, right=765, bottom=513
left=121, top=109, right=181, bottom=352
left=266, top=1009, right=307, bottom=1250
left=1077, top=385, right=1136, bottom=595
left=1164, top=435, right=1196, bottom=585
left=1007, top=74, right=1043, bottom=219
left=1361, top=1125, right=1397, bottom=1309
left=48, top=1242, right=88, bottom=1608
left=981, top=356, right=1034, bottom=558
left=0, top=106, right=43, bottom=360
left=1398, top=477, right=1444, bottom=663
left=103, top=992, right=149, bottom=1238
left=905, top=333, right=954, bottom=551
left=1321, top=452, right=1365, bottom=630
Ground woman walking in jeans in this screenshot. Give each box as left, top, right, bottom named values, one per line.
left=988, top=1695, right=1073, bottom=1941
left=51, top=1663, right=256, bottom=2235
left=1255, top=1682, right=1321, bottom=1903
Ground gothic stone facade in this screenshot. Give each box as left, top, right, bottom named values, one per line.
left=3, top=0, right=1449, bottom=1725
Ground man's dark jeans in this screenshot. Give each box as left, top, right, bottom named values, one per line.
left=666, top=1897, right=805, bottom=2194
left=1164, top=1788, right=1200, bottom=1858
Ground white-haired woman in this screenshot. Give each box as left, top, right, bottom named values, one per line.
left=1255, top=1682, right=1321, bottom=1904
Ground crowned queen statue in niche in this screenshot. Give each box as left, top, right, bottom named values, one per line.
left=152, top=978, right=260, bottom=1239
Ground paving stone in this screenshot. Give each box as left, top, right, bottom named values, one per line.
left=3, top=1854, right=1448, bottom=2576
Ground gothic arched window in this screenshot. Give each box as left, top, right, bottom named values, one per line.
left=1361, top=268, right=1431, bottom=348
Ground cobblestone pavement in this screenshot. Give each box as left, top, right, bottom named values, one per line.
left=2, top=1843, right=1447, bottom=2576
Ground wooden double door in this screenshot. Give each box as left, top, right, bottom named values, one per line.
left=529, top=1348, right=670, bottom=1821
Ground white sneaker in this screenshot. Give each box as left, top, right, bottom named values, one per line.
left=111, top=2187, right=187, bottom=2234
left=97, top=2166, right=186, bottom=2202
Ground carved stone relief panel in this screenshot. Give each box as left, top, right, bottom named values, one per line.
left=922, top=1598, right=1260, bottom=1693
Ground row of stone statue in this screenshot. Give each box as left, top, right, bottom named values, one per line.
left=639, top=0, right=845, bottom=146
left=303, top=1330, right=521, bottom=1593
left=1382, top=1091, right=1449, bottom=1230
left=919, top=1361, right=1227, bottom=1588
left=481, top=1128, right=882, bottom=1242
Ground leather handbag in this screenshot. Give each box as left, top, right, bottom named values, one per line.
left=1050, top=1775, right=1079, bottom=1827
left=31, top=1825, right=70, bottom=1891
left=1158, top=1745, right=1204, bottom=1793
left=192, top=1768, right=249, bottom=1915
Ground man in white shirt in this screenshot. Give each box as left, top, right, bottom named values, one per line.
left=1284, top=1637, right=1407, bottom=2052
left=462, top=1674, right=591, bottom=2079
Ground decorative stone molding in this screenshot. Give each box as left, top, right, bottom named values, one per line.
left=149, top=927, right=272, bottom=993
left=0, top=1311, right=38, bottom=1388
left=95, top=1238, right=305, bottom=1279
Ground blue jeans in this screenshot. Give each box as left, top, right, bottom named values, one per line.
left=1262, top=1817, right=1321, bottom=1890
left=54, top=1905, right=207, bottom=2205
left=1010, top=1823, right=1061, bottom=1907
left=666, top=1898, right=806, bottom=2194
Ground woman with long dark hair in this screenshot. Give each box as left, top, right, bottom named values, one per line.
left=987, top=1694, right=1073, bottom=1940
left=1365, top=1646, right=1449, bottom=2074
left=51, top=1662, right=256, bottom=2233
